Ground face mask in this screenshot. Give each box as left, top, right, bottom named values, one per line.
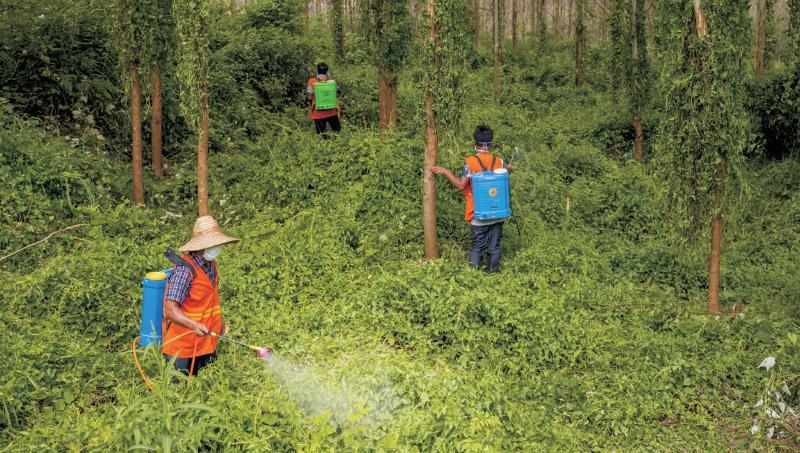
left=203, top=245, right=222, bottom=261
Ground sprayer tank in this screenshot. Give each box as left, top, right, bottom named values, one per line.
left=139, top=270, right=171, bottom=347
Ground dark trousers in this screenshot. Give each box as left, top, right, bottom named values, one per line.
left=164, top=352, right=216, bottom=376
left=314, top=115, right=341, bottom=135
left=469, top=222, right=503, bottom=273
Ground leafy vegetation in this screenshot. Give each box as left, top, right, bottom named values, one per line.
left=1, top=0, right=800, bottom=450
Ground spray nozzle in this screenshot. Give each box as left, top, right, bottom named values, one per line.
left=211, top=332, right=271, bottom=357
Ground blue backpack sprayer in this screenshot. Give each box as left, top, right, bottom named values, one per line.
left=133, top=250, right=270, bottom=389
left=470, top=155, right=512, bottom=220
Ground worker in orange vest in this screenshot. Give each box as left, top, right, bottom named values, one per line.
left=306, top=62, right=342, bottom=136
left=162, top=215, right=239, bottom=376
left=431, top=125, right=512, bottom=273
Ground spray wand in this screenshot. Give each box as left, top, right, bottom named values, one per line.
left=210, top=332, right=272, bottom=358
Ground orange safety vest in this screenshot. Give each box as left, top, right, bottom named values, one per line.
left=162, top=256, right=222, bottom=358
left=463, top=153, right=503, bottom=222
left=308, top=76, right=339, bottom=120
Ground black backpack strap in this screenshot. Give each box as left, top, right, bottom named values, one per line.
left=490, top=155, right=497, bottom=170
left=165, top=249, right=197, bottom=279
left=473, top=154, right=489, bottom=172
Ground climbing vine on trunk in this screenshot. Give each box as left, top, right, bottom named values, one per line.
left=421, top=0, right=472, bottom=259
left=332, top=0, right=346, bottom=62
left=363, top=0, right=411, bottom=131
left=655, top=0, right=752, bottom=313
left=630, top=0, right=648, bottom=161
left=173, top=0, right=212, bottom=216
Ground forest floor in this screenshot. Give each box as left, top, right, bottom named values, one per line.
left=1, top=50, right=800, bottom=450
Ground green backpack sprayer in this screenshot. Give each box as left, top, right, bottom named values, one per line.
left=313, top=79, right=337, bottom=110
left=133, top=250, right=270, bottom=389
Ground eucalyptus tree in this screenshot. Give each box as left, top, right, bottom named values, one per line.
left=173, top=0, right=212, bottom=216
left=529, top=0, right=536, bottom=42
left=789, top=0, right=799, bottom=62
left=607, top=0, right=629, bottom=91
left=115, top=0, right=174, bottom=204
left=790, top=0, right=799, bottom=151
left=630, top=0, right=648, bottom=161
left=422, top=0, right=472, bottom=259
left=474, top=0, right=481, bottom=45
left=575, top=0, right=586, bottom=87
left=332, top=0, right=346, bottom=62
left=115, top=0, right=145, bottom=205
left=606, top=0, right=649, bottom=160
left=493, top=0, right=501, bottom=101
left=656, top=0, right=752, bottom=313
left=363, top=0, right=411, bottom=130
left=512, top=0, right=519, bottom=52
left=423, top=0, right=441, bottom=259
left=141, top=0, right=174, bottom=179
left=537, top=0, right=547, bottom=51
left=754, top=0, right=766, bottom=79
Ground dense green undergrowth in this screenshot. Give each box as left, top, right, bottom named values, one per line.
left=2, top=29, right=800, bottom=452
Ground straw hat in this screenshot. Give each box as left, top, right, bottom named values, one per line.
left=178, top=215, right=240, bottom=252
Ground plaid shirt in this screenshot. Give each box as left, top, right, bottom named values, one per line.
left=165, top=252, right=217, bottom=306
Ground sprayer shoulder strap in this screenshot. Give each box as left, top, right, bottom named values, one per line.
left=165, top=249, right=197, bottom=279
left=473, top=154, right=489, bottom=172
left=490, top=155, right=498, bottom=170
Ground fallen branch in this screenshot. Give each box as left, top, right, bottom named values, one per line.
left=0, top=224, right=88, bottom=263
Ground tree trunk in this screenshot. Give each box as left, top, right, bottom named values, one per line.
left=693, top=0, right=708, bottom=38
left=538, top=0, right=547, bottom=50
left=475, top=0, right=481, bottom=46
left=575, top=0, right=585, bottom=87
left=707, top=153, right=725, bottom=314
left=304, top=0, right=310, bottom=35
left=692, top=0, right=722, bottom=314
left=554, top=0, right=562, bottom=43
left=411, top=0, right=421, bottom=35
left=494, top=0, right=501, bottom=101
left=632, top=0, right=643, bottom=161
left=634, top=115, right=643, bottom=161
left=564, top=0, right=577, bottom=38
left=512, top=0, right=519, bottom=52
left=755, top=0, right=767, bottom=79
left=377, top=65, right=398, bottom=130
left=497, top=0, right=504, bottom=52
left=791, top=0, right=800, bottom=62
left=150, top=65, right=163, bottom=178
left=332, top=0, right=346, bottom=62
left=130, top=65, right=144, bottom=205
left=198, top=90, right=209, bottom=216
left=645, top=0, right=656, bottom=50
left=423, top=0, right=439, bottom=260
left=530, top=0, right=536, bottom=41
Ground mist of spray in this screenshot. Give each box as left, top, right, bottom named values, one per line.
left=262, top=353, right=406, bottom=427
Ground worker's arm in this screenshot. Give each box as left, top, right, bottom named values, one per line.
left=164, top=299, right=210, bottom=336
left=431, top=166, right=469, bottom=191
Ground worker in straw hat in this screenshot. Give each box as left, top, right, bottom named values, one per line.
left=162, top=215, right=239, bottom=376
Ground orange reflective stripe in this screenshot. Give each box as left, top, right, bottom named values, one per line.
left=184, top=306, right=222, bottom=320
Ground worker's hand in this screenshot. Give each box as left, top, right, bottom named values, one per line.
left=431, top=166, right=447, bottom=175
left=192, top=322, right=210, bottom=337
left=220, top=321, right=228, bottom=336
left=506, top=164, right=514, bottom=172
